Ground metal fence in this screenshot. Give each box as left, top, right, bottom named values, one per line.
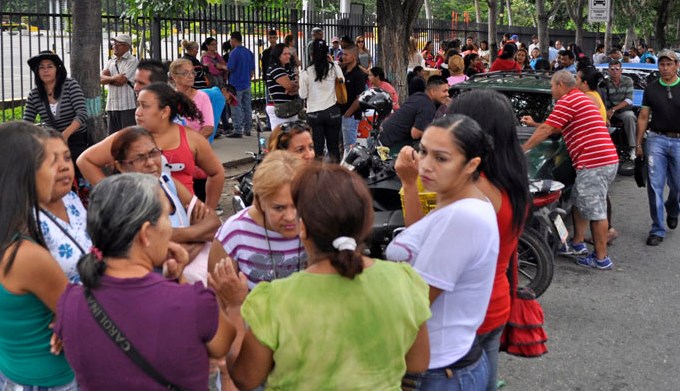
left=2, top=0, right=603, bottom=122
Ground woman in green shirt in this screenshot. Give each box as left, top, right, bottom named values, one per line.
left=211, top=164, right=431, bottom=390
left=0, top=122, right=75, bottom=389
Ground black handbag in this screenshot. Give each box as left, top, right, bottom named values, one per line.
left=274, top=98, right=304, bottom=119
left=84, top=289, right=184, bottom=391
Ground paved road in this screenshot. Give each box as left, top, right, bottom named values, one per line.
left=498, top=175, right=679, bottom=390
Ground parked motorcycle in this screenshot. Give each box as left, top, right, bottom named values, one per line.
left=231, top=111, right=267, bottom=213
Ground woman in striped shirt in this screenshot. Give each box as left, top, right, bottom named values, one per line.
left=24, top=51, right=89, bottom=179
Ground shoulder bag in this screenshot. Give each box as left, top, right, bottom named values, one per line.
left=274, top=98, right=304, bottom=118
left=84, top=288, right=184, bottom=391
left=334, top=65, right=348, bottom=105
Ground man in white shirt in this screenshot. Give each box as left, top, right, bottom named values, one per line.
left=101, top=34, right=139, bottom=134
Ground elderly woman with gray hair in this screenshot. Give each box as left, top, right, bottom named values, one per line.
left=54, top=173, right=233, bottom=390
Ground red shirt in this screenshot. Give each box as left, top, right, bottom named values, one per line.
left=478, top=190, right=516, bottom=334
left=490, top=58, right=521, bottom=72
left=545, top=88, right=619, bottom=169
left=162, top=125, right=196, bottom=194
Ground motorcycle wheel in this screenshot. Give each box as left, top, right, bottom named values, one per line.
left=515, top=227, right=554, bottom=298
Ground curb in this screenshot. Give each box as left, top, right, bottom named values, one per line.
left=223, top=156, right=255, bottom=169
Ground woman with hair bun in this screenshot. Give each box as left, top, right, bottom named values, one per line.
left=77, top=82, right=224, bottom=209
left=210, top=163, right=431, bottom=390
left=55, top=173, right=232, bottom=390
left=386, top=114, right=500, bottom=390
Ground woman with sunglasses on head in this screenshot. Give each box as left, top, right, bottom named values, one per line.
left=77, top=82, right=224, bottom=210
left=209, top=151, right=306, bottom=290
left=0, top=122, right=76, bottom=390
left=299, top=39, right=344, bottom=162
left=386, top=115, right=499, bottom=390
left=210, top=163, right=430, bottom=390
left=39, top=131, right=92, bottom=284
left=268, top=121, right=315, bottom=164
left=111, top=126, right=220, bottom=284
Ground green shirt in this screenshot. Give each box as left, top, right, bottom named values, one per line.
left=0, top=285, right=74, bottom=386
left=242, top=260, right=431, bottom=390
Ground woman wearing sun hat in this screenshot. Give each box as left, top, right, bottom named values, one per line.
left=24, top=50, right=89, bottom=180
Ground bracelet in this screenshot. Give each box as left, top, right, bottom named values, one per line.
left=636, top=145, right=643, bottom=149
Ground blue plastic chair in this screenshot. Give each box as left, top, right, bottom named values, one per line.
left=202, top=86, right=226, bottom=144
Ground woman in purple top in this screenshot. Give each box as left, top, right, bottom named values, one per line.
left=55, top=173, right=232, bottom=391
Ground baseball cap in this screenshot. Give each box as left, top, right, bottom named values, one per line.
left=111, top=33, right=132, bottom=46
left=656, top=49, right=678, bottom=62
left=312, top=27, right=323, bottom=33
left=331, top=36, right=340, bottom=43
left=510, top=34, right=519, bottom=41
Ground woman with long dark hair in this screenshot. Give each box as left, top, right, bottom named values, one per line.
left=77, top=82, right=224, bottom=209
left=210, top=163, right=431, bottom=390
left=386, top=115, right=499, bottom=390
left=0, top=122, right=76, bottom=390
left=266, top=43, right=300, bottom=130
left=24, top=51, right=89, bottom=181
left=299, top=39, right=344, bottom=161
left=55, top=173, right=232, bottom=390
left=445, top=90, right=529, bottom=391
left=201, top=37, right=228, bottom=88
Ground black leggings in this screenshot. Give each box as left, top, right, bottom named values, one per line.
left=307, top=105, right=342, bottom=162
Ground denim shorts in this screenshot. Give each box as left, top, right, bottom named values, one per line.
left=571, top=163, right=617, bottom=221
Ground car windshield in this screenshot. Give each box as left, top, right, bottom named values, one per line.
left=503, top=90, right=555, bottom=123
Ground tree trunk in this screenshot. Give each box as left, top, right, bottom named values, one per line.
left=71, top=0, right=106, bottom=143
left=376, top=0, right=424, bottom=104
left=564, top=0, right=585, bottom=47
left=506, top=0, right=513, bottom=26
left=536, top=0, right=562, bottom=59
left=654, top=0, right=671, bottom=50
left=624, top=25, right=637, bottom=49
left=423, top=0, right=432, bottom=20
left=474, top=0, right=482, bottom=23
left=487, top=0, right=498, bottom=63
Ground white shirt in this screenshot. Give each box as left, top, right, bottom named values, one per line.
left=299, top=62, right=344, bottom=113
left=385, top=198, right=499, bottom=369
left=529, top=43, right=539, bottom=54
left=104, top=51, right=139, bottom=111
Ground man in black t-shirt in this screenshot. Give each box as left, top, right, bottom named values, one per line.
left=379, top=76, right=449, bottom=154
left=635, top=49, right=680, bottom=246
left=260, top=30, right=278, bottom=76
left=339, top=44, right=367, bottom=153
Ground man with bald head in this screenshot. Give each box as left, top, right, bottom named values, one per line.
left=521, top=70, right=620, bottom=270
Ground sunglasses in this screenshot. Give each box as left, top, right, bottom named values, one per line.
left=120, top=147, right=162, bottom=166
left=276, top=120, right=310, bottom=148
left=357, top=40, right=365, bottom=43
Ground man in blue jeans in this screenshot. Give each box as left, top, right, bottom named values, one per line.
left=636, top=49, right=680, bottom=246
left=339, top=44, right=367, bottom=154
left=227, top=31, right=255, bottom=138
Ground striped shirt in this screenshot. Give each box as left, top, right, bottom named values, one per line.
left=545, top=88, right=619, bottom=169
left=266, top=65, right=297, bottom=104
left=104, top=51, right=138, bottom=111
left=23, top=78, right=88, bottom=134
left=215, top=207, right=307, bottom=290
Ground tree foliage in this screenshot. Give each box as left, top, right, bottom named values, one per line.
left=122, top=0, right=222, bottom=18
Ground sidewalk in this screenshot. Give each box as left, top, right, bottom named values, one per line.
left=211, top=130, right=267, bottom=168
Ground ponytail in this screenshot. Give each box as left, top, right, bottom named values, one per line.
left=77, top=251, right=107, bottom=289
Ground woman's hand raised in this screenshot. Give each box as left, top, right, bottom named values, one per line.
left=395, top=146, right=420, bottom=186
left=208, top=257, right=248, bottom=309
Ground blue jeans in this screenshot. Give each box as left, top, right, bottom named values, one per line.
left=0, top=371, right=77, bottom=391
left=477, top=326, right=504, bottom=391
left=341, top=116, right=360, bottom=152
left=404, top=352, right=489, bottom=391
left=231, top=88, right=253, bottom=135
left=645, top=132, right=680, bottom=237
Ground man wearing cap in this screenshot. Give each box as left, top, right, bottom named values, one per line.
left=101, top=34, right=139, bottom=134
left=307, top=27, right=324, bottom=63
left=330, top=37, right=343, bottom=62
left=226, top=31, right=255, bottom=138
left=635, top=49, right=680, bottom=246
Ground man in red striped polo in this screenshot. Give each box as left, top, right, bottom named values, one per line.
left=521, top=70, right=619, bottom=270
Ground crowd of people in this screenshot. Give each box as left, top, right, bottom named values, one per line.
left=3, top=25, right=678, bottom=391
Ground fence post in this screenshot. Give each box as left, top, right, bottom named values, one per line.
left=291, top=8, right=299, bottom=53
left=151, top=15, right=161, bottom=61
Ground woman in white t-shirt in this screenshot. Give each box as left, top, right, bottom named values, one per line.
left=299, top=39, right=344, bottom=162
left=386, top=114, right=499, bottom=391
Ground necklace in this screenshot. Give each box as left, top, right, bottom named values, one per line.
left=262, top=216, right=302, bottom=280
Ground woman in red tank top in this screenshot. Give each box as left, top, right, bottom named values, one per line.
left=76, top=83, right=224, bottom=210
